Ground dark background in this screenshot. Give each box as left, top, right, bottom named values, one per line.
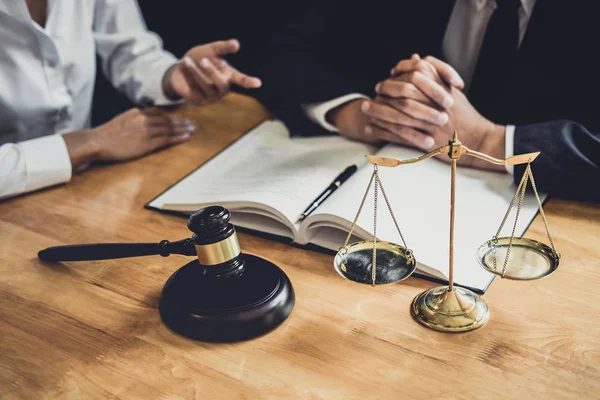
left=92, top=1, right=309, bottom=126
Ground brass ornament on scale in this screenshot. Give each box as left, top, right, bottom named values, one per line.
left=336, top=130, right=560, bottom=333
left=334, top=163, right=417, bottom=285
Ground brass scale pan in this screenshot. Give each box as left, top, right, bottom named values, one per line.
left=334, top=241, right=417, bottom=285
left=477, top=237, right=560, bottom=281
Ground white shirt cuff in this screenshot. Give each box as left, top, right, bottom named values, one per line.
left=19, top=134, right=72, bottom=192
left=505, top=125, right=515, bottom=175
left=303, top=94, right=368, bottom=132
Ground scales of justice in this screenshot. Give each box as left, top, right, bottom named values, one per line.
left=334, top=130, right=561, bottom=332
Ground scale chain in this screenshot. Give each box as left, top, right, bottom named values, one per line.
left=491, top=162, right=529, bottom=274
left=503, top=166, right=529, bottom=277
left=494, top=163, right=530, bottom=277
left=372, top=168, right=379, bottom=285
left=527, top=166, right=559, bottom=256
left=342, top=170, right=376, bottom=249
left=376, top=173, right=411, bottom=252
left=494, top=165, right=529, bottom=240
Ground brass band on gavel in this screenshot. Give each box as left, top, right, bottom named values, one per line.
left=195, top=235, right=242, bottom=265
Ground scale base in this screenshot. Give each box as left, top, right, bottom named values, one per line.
left=159, top=254, right=294, bottom=342
left=410, top=286, right=489, bottom=333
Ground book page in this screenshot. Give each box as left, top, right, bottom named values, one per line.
left=305, top=144, right=547, bottom=291
left=150, top=120, right=375, bottom=229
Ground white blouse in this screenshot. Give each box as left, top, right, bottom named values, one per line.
left=0, top=0, right=178, bottom=199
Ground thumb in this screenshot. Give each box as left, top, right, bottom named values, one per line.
left=207, top=39, right=240, bottom=57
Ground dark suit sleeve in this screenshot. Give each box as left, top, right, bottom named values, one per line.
left=513, top=121, right=600, bottom=202
left=253, top=1, right=365, bottom=136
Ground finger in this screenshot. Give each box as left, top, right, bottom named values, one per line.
left=170, top=119, right=196, bottom=131
left=390, top=57, right=455, bottom=105
left=367, top=119, right=436, bottom=150
left=379, top=97, right=448, bottom=126
left=216, top=58, right=228, bottom=71
left=391, top=56, right=464, bottom=90
left=221, top=61, right=262, bottom=89
left=361, top=101, right=431, bottom=131
left=424, top=55, right=464, bottom=89
left=181, top=57, right=218, bottom=100
left=167, top=132, right=193, bottom=145
left=198, top=58, right=230, bottom=94
left=148, top=122, right=195, bottom=138
left=170, top=120, right=196, bottom=134
left=207, top=39, right=240, bottom=57
left=147, top=116, right=195, bottom=132
left=364, top=123, right=407, bottom=145
left=390, top=58, right=437, bottom=78
left=397, top=71, right=454, bottom=109
left=149, top=132, right=192, bottom=151
left=375, top=80, right=434, bottom=105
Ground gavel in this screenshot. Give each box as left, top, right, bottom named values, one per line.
left=38, top=206, right=295, bottom=342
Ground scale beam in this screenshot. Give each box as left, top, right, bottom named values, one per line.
left=366, top=146, right=450, bottom=167
left=367, top=146, right=540, bottom=168
left=463, top=147, right=540, bottom=166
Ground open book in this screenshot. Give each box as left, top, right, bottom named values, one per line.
left=147, top=120, right=546, bottom=292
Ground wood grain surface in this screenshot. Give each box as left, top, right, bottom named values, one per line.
left=1, top=94, right=599, bottom=399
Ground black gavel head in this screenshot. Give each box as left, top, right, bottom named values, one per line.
left=187, top=206, right=244, bottom=279
left=188, top=206, right=234, bottom=243
left=159, top=206, right=295, bottom=343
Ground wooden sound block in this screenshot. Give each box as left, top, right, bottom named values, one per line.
left=159, top=254, right=294, bottom=342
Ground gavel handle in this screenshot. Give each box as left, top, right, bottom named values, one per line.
left=38, top=239, right=196, bottom=262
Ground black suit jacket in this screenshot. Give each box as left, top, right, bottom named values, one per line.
left=254, top=0, right=600, bottom=202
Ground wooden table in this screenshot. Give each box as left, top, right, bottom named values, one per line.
left=1, top=94, right=599, bottom=399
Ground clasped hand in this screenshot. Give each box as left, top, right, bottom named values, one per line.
left=337, top=54, right=506, bottom=170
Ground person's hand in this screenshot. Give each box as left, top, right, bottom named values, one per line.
left=162, top=39, right=262, bottom=104
left=64, top=108, right=194, bottom=169
left=432, top=85, right=506, bottom=171
left=326, top=98, right=376, bottom=143
left=360, top=54, right=462, bottom=148
left=364, top=55, right=506, bottom=170
left=327, top=54, right=463, bottom=146
left=91, top=108, right=195, bottom=161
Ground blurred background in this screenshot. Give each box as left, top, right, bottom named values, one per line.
left=92, top=1, right=310, bottom=125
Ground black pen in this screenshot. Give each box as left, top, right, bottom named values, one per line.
left=297, top=165, right=358, bottom=221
